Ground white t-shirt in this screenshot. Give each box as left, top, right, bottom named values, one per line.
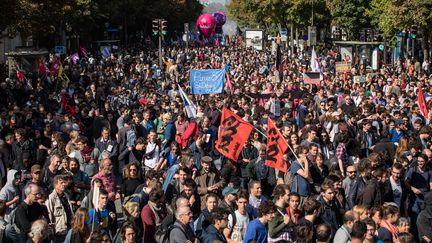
left=228, top=210, right=250, bottom=242
left=144, top=142, right=160, bottom=169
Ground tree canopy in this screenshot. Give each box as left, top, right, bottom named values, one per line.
left=228, top=0, right=432, bottom=43
left=0, top=0, right=203, bottom=46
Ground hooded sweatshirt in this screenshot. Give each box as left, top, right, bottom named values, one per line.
left=0, top=169, right=21, bottom=220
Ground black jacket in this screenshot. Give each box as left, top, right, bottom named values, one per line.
left=382, top=178, right=409, bottom=216
left=347, top=176, right=367, bottom=209
left=357, top=178, right=382, bottom=208
left=417, top=192, right=432, bottom=241
left=318, top=196, right=342, bottom=237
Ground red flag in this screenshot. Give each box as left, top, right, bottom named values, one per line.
left=16, top=70, right=24, bottom=81
left=418, top=85, right=429, bottom=118
left=265, top=118, right=289, bottom=172
left=37, top=57, right=49, bottom=75
left=216, top=107, right=254, bottom=161
left=226, top=73, right=233, bottom=95
left=80, top=47, right=87, bottom=56
left=50, top=57, right=61, bottom=75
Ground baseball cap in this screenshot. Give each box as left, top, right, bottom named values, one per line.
left=222, top=186, right=239, bottom=196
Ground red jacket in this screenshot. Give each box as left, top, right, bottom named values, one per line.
left=179, top=121, right=198, bottom=149
left=141, top=204, right=167, bottom=242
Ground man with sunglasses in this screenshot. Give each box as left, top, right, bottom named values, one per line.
left=342, top=165, right=357, bottom=198
left=24, top=164, right=48, bottom=195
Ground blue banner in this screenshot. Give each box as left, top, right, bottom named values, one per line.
left=190, top=69, right=225, bottom=94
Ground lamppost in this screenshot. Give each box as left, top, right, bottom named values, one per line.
left=119, top=25, right=123, bottom=42
left=105, top=22, right=109, bottom=40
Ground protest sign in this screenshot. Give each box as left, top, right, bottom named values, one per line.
left=190, top=69, right=225, bottom=94
left=336, top=62, right=351, bottom=73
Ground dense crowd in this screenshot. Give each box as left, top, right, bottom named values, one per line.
left=0, top=42, right=431, bottom=243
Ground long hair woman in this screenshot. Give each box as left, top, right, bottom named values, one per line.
left=113, top=202, right=142, bottom=243
left=121, top=162, right=143, bottom=198
left=64, top=208, right=90, bottom=243
left=378, top=204, right=400, bottom=243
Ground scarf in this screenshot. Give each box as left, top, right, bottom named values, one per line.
left=379, top=219, right=398, bottom=243
left=148, top=201, right=163, bottom=226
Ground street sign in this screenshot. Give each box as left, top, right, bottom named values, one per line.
left=379, top=44, right=384, bottom=51
left=55, top=46, right=66, bottom=55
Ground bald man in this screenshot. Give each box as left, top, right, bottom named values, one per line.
left=343, top=165, right=357, bottom=198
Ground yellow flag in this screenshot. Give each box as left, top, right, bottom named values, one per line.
left=58, top=65, right=70, bottom=87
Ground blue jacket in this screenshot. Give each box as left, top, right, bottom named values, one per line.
left=201, top=224, right=227, bottom=243
left=243, top=218, right=268, bottom=243
left=164, top=121, right=176, bottom=147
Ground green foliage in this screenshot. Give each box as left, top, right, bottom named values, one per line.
left=228, top=0, right=330, bottom=29
left=326, top=0, right=371, bottom=39
left=0, top=0, right=202, bottom=45
left=367, top=0, right=432, bottom=38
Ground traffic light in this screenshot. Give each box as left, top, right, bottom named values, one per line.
left=152, top=20, right=159, bottom=36
left=161, top=20, right=168, bottom=35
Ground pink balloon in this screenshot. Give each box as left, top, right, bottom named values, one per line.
left=196, top=14, right=216, bottom=38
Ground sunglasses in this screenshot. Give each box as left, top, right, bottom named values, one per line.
left=129, top=168, right=137, bottom=172
left=347, top=171, right=356, bottom=174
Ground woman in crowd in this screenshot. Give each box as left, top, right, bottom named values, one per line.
left=194, top=193, right=219, bottom=237
left=121, top=222, right=138, bottom=243
left=114, top=202, right=142, bottom=243
left=377, top=204, right=400, bottom=243
left=121, top=162, right=143, bottom=198
left=353, top=205, right=370, bottom=221
left=64, top=208, right=90, bottom=243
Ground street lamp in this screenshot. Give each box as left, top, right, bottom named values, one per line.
left=105, top=22, right=109, bottom=40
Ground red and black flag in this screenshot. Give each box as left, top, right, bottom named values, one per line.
left=265, top=118, right=289, bottom=172
left=216, top=108, right=254, bottom=161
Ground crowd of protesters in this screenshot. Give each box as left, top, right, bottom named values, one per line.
left=0, top=40, right=431, bottom=243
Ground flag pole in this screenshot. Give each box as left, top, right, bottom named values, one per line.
left=252, top=126, right=302, bottom=168
left=91, top=182, right=100, bottom=233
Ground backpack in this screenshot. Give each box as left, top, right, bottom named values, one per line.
left=122, top=191, right=148, bottom=210
left=229, top=210, right=254, bottom=235
left=5, top=208, right=24, bottom=243
left=155, top=214, right=186, bottom=243
left=284, top=166, right=295, bottom=191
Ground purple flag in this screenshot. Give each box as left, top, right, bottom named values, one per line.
left=71, top=53, right=79, bottom=64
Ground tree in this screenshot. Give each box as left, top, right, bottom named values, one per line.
left=367, top=0, right=432, bottom=59
left=327, top=0, right=371, bottom=40
left=227, top=0, right=329, bottom=29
